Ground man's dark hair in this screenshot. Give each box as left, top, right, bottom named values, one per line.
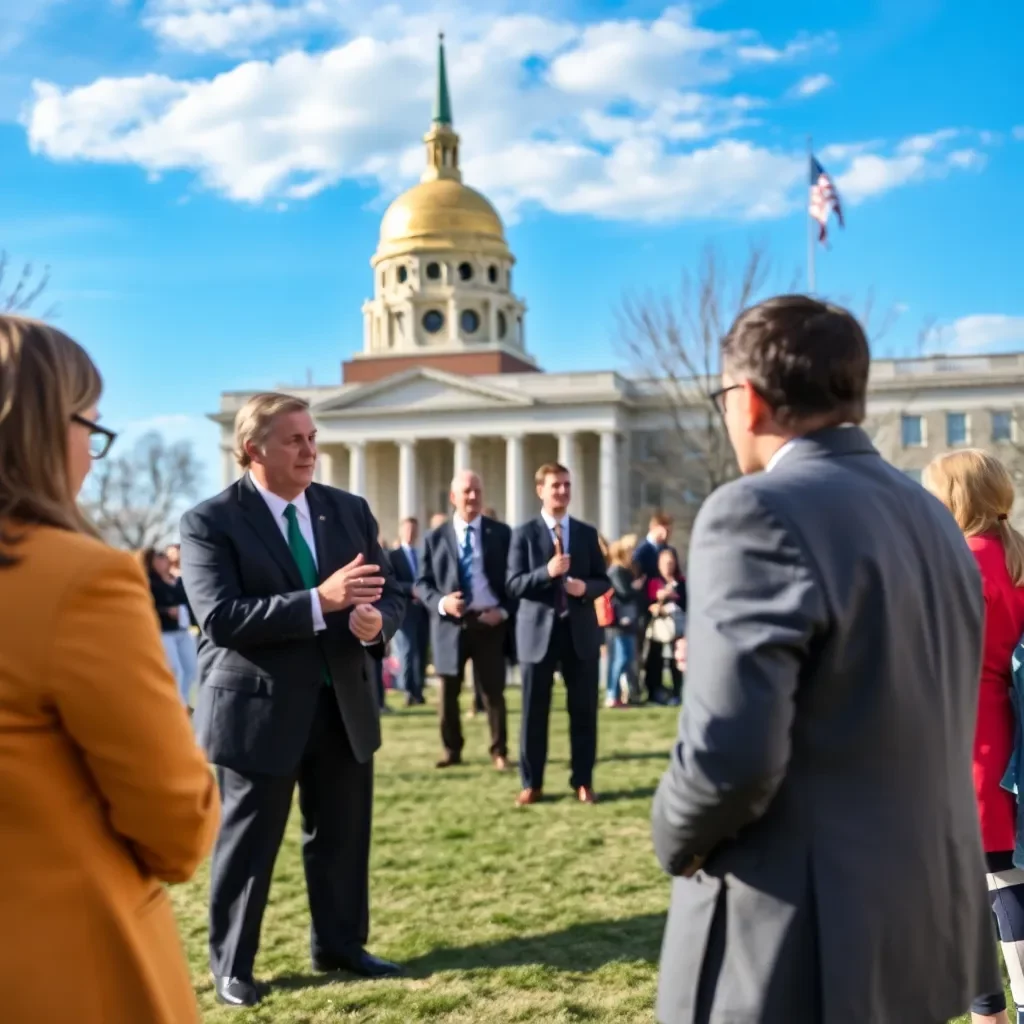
left=721, top=295, right=870, bottom=427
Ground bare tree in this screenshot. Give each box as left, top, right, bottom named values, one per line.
left=84, top=432, right=201, bottom=549
left=1, top=251, right=55, bottom=318
left=617, top=244, right=773, bottom=538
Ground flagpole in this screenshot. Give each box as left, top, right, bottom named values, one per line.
left=807, top=135, right=816, bottom=294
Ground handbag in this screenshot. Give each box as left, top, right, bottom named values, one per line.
left=595, top=589, right=615, bottom=628
left=649, top=602, right=686, bottom=646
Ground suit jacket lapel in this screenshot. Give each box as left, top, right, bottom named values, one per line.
left=442, top=520, right=459, bottom=577
left=238, top=476, right=304, bottom=590
left=537, top=516, right=555, bottom=560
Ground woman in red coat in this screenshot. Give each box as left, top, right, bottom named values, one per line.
left=925, top=449, right=1024, bottom=1024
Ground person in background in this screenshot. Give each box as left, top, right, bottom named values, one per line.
left=166, top=542, right=196, bottom=625
left=507, top=463, right=609, bottom=806
left=416, top=471, right=513, bottom=770
left=632, top=512, right=678, bottom=582
left=388, top=518, right=428, bottom=707
left=604, top=537, right=646, bottom=707
left=0, top=316, right=219, bottom=1024
left=375, top=531, right=392, bottom=713
left=644, top=547, right=686, bottom=706
left=924, top=450, right=1024, bottom=1024
left=651, top=295, right=997, bottom=1024
left=429, top=512, right=449, bottom=531
left=141, top=546, right=198, bottom=707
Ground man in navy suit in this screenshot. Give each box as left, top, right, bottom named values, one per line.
left=506, top=462, right=609, bottom=806
left=632, top=511, right=677, bottom=582
left=388, top=518, right=428, bottom=706
left=416, top=470, right=513, bottom=769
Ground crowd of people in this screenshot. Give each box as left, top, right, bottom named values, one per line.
left=3, top=295, right=1024, bottom=1024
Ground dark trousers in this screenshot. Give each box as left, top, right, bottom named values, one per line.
left=373, top=657, right=385, bottom=709
left=440, top=618, right=508, bottom=760
left=644, top=641, right=682, bottom=701
left=208, top=688, right=373, bottom=977
left=393, top=603, right=428, bottom=701
left=519, top=618, right=598, bottom=791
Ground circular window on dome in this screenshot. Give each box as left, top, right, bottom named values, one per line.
left=422, top=310, right=445, bottom=334
left=461, top=309, right=480, bottom=334
left=425, top=262, right=441, bottom=281
left=458, top=262, right=473, bottom=281
left=497, top=311, right=507, bottom=339
left=397, top=265, right=408, bottom=284
left=488, top=265, right=498, bottom=284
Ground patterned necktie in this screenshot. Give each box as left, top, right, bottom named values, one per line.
left=458, top=527, right=474, bottom=608
left=284, top=504, right=331, bottom=685
left=552, top=521, right=568, bottom=615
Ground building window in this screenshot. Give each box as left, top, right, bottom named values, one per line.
left=497, top=311, right=507, bottom=339
left=904, top=468, right=923, bottom=485
left=425, top=262, right=441, bottom=281
left=641, top=480, right=663, bottom=508
left=488, top=265, right=498, bottom=284
left=460, top=309, right=480, bottom=334
left=901, top=415, right=924, bottom=448
left=422, top=310, right=444, bottom=334
left=458, top=262, right=473, bottom=281
left=946, top=412, right=968, bottom=447
left=992, top=410, right=1013, bottom=442
left=397, top=265, right=408, bottom=284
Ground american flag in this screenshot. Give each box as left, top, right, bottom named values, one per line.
left=809, top=156, right=844, bottom=244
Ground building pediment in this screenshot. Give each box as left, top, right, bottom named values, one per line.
left=312, top=366, right=535, bottom=416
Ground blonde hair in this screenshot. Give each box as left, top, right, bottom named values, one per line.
left=234, top=392, right=310, bottom=469
left=609, top=537, right=636, bottom=568
left=923, top=449, right=1024, bottom=586
left=0, top=316, right=102, bottom=567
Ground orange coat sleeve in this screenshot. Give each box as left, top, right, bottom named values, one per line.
left=48, top=547, right=220, bottom=883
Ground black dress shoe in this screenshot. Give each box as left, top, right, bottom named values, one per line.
left=435, top=756, right=462, bottom=769
left=312, top=949, right=405, bottom=978
left=214, top=975, right=261, bottom=1007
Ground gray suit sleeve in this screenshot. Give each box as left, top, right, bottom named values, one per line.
left=652, top=481, right=826, bottom=875
left=506, top=526, right=552, bottom=599
left=179, top=508, right=315, bottom=649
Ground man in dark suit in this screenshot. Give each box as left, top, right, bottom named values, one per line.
left=388, top=517, right=428, bottom=706
left=631, top=511, right=676, bottom=583
left=652, top=296, right=997, bottom=1024
left=180, top=392, right=407, bottom=1009
left=415, top=470, right=513, bottom=769
left=507, top=462, right=609, bottom=806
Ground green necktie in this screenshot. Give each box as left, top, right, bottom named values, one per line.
left=284, top=503, right=331, bottom=685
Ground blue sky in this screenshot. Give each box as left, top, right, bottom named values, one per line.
left=2, top=0, right=1022, bottom=496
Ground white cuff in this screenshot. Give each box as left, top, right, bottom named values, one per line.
left=309, top=588, right=326, bottom=633
left=438, top=596, right=448, bottom=616
left=361, top=633, right=382, bottom=647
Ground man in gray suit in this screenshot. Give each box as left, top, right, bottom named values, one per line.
left=652, top=295, right=998, bottom=1024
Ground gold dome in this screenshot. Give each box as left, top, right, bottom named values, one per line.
left=374, top=178, right=510, bottom=265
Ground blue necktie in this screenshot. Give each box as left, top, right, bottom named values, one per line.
left=407, top=546, right=417, bottom=577
left=458, top=528, right=474, bottom=607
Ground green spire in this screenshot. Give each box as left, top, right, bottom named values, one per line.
left=432, top=32, right=452, bottom=126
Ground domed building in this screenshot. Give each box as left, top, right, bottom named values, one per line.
left=212, top=37, right=1024, bottom=541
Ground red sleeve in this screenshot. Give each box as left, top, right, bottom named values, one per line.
left=647, top=577, right=662, bottom=601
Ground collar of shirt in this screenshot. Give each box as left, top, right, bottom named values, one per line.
left=452, top=514, right=480, bottom=534
left=249, top=472, right=311, bottom=525
left=540, top=510, right=568, bottom=531
left=765, top=423, right=856, bottom=473
left=646, top=532, right=659, bottom=546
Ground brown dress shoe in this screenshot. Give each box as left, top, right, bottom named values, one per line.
left=576, top=786, right=598, bottom=804
left=515, top=787, right=542, bottom=806
left=492, top=755, right=510, bottom=772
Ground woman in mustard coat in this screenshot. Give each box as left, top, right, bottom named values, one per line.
left=0, top=316, right=220, bottom=1023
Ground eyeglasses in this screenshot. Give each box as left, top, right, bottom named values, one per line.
left=708, top=384, right=743, bottom=416
left=72, top=413, right=117, bottom=460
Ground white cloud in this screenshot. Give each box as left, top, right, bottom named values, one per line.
left=896, top=128, right=959, bottom=155
left=790, top=73, right=833, bottom=98
left=736, top=31, right=833, bottom=64
left=946, top=148, right=986, bottom=171
left=145, top=0, right=323, bottom=54
left=837, top=153, right=926, bottom=203
left=930, top=315, right=1024, bottom=354
left=0, top=0, right=67, bottom=56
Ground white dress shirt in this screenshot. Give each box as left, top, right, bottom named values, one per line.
left=439, top=515, right=504, bottom=616
left=249, top=473, right=326, bottom=633
left=540, top=509, right=570, bottom=553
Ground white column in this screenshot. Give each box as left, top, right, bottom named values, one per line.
left=599, top=430, right=621, bottom=540
left=448, top=296, right=459, bottom=343
left=221, top=447, right=237, bottom=487
left=453, top=437, right=471, bottom=477
left=398, top=439, right=418, bottom=521
left=348, top=441, right=366, bottom=496
left=557, top=431, right=577, bottom=483
left=317, top=449, right=335, bottom=487
left=505, top=434, right=524, bottom=526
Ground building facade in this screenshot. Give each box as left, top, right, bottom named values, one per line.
left=212, top=40, right=1024, bottom=542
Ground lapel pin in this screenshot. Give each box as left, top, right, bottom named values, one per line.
left=319, top=515, right=326, bottom=521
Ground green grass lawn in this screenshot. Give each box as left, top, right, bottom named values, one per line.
left=170, top=684, right=1001, bottom=1023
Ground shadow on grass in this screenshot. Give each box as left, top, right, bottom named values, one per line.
left=404, top=913, right=665, bottom=976
left=271, top=914, right=665, bottom=992
left=600, top=751, right=669, bottom=764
